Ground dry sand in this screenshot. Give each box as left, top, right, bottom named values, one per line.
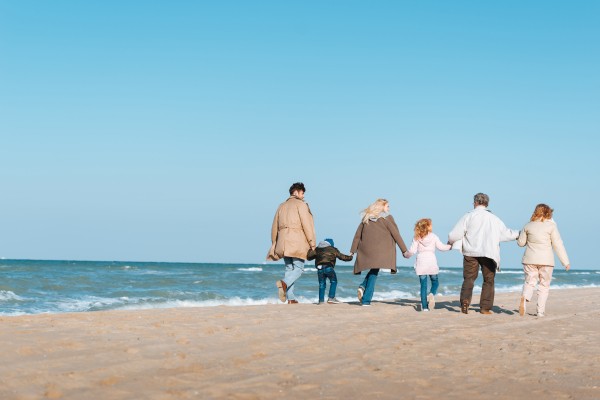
left=1, top=288, right=598, bottom=400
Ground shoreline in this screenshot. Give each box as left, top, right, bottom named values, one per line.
left=2, top=284, right=599, bottom=317
left=1, top=288, right=599, bottom=399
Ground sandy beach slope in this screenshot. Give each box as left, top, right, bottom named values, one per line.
left=1, top=288, right=598, bottom=399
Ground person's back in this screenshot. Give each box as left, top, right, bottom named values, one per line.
left=308, top=241, right=353, bottom=268
left=268, top=182, right=316, bottom=304
left=462, top=207, right=500, bottom=256
left=518, top=220, right=568, bottom=267
left=308, top=239, right=352, bottom=304
left=450, top=206, right=517, bottom=266
left=405, top=219, right=451, bottom=311
left=413, top=232, right=445, bottom=253
left=352, top=214, right=405, bottom=274
left=276, top=196, right=308, bottom=230
left=268, top=192, right=316, bottom=262
left=448, top=193, right=518, bottom=314
left=410, top=233, right=450, bottom=270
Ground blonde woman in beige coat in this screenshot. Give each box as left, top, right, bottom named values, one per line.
left=517, top=204, right=570, bottom=317
left=267, top=182, right=316, bottom=304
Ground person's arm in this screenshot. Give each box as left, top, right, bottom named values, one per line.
left=498, top=218, right=519, bottom=242
left=550, top=224, right=570, bottom=268
left=517, top=227, right=527, bottom=247
left=350, top=223, right=364, bottom=254
left=270, top=210, right=279, bottom=244
left=434, top=234, right=452, bottom=251
left=335, top=248, right=353, bottom=262
left=307, top=248, right=316, bottom=261
left=448, top=215, right=467, bottom=245
left=386, top=215, right=408, bottom=253
left=299, top=202, right=317, bottom=250
left=404, top=238, right=418, bottom=258
left=266, top=208, right=280, bottom=261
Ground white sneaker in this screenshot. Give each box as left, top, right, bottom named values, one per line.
left=422, top=309, right=429, bottom=312
left=327, top=297, right=341, bottom=304
left=361, top=304, right=371, bottom=307
left=427, top=293, right=435, bottom=310
left=357, top=287, right=364, bottom=303
left=537, top=312, right=545, bottom=317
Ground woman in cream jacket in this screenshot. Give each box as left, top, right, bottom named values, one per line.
left=517, top=204, right=570, bottom=317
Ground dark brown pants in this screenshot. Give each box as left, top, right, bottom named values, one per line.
left=460, top=256, right=497, bottom=311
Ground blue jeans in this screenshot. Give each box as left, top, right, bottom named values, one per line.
left=359, top=269, right=379, bottom=305
left=419, top=274, right=439, bottom=310
left=317, top=266, right=337, bottom=302
left=283, top=257, right=305, bottom=301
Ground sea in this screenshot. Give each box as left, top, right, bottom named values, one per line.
left=1, top=259, right=598, bottom=316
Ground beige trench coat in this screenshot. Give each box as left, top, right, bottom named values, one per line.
left=266, top=196, right=316, bottom=261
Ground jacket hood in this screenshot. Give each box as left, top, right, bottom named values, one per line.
left=417, top=233, right=435, bottom=245
left=369, top=211, right=390, bottom=222
left=317, top=241, right=331, bottom=248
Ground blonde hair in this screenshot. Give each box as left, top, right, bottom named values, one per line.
left=414, top=218, right=432, bottom=239
left=530, top=204, right=553, bottom=222
left=361, top=199, right=388, bottom=224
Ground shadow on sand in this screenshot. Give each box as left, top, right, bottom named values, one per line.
left=349, top=298, right=516, bottom=315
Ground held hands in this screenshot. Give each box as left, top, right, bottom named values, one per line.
left=565, top=264, right=570, bottom=271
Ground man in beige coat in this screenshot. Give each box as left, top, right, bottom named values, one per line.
left=267, top=182, right=316, bottom=304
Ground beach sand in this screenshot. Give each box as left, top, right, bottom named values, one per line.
left=0, top=288, right=598, bottom=400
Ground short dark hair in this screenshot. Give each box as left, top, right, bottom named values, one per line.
left=289, top=182, right=306, bottom=195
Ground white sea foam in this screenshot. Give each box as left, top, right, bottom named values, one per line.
left=114, top=297, right=280, bottom=310
left=551, top=283, right=599, bottom=290
left=237, top=267, right=263, bottom=272
left=55, top=296, right=127, bottom=313
left=0, top=290, right=25, bottom=301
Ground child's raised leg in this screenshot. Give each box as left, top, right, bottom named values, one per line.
left=428, top=274, right=439, bottom=310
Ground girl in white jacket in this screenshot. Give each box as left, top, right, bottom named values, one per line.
left=405, top=219, right=451, bottom=311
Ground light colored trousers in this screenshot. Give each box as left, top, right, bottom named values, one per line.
left=522, top=264, right=554, bottom=314
left=283, top=257, right=305, bottom=301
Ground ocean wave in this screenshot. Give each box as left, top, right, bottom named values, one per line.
left=114, top=297, right=280, bottom=310
left=0, top=290, right=25, bottom=302
left=55, top=295, right=128, bottom=313
left=552, top=283, right=599, bottom=290
left=237, top=267, right=263, bottom=272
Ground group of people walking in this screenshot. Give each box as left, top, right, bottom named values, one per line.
left=267, top=183, right=570, bottom=316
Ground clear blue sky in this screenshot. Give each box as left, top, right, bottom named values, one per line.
left=1, top=2, right=598, bottom=268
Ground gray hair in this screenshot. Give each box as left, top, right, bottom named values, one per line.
left=473, top=193, right=489, bottom=206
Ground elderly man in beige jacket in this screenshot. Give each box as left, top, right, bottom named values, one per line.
left=267, top=182, right=316, bottom=304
